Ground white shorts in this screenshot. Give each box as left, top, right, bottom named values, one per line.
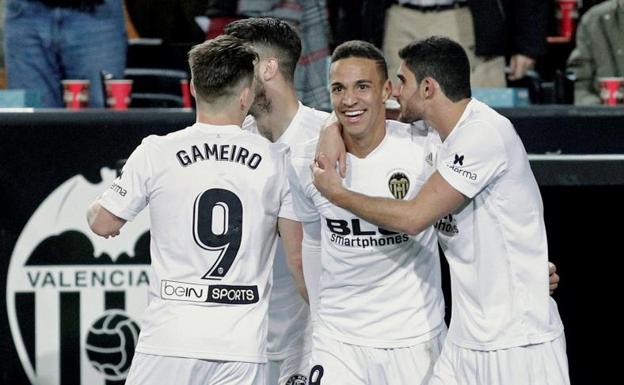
left=267, top=289, right=312, bottom=385
left=125, top=352, right=267, bottom=385
left=309, top=331, right=445, bottom=385
left=267, top=349, right=312, bottom=385
left=428, top=333, right=570, bottom=385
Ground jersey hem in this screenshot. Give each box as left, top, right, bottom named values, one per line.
left=267, top=346, right=312, bottom=361
left=437, top=165, right=478, bottom=199
left=447, top=325, right=565, bottom=351
left=98, top=197, right=138, bottom=222
left=136, top=345, right=267, bottom=364
left=315, top=322, right=446, bottom=349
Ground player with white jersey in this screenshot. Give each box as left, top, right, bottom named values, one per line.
left=432, top=98, right=565, bottom=349
left=288, top=40, right=447, bottom=385
left=242, top=103, right=327, bottom=382
left=289, top=121, right=447, bottom=384
left=427, top=97, right=567, bottom=385
left=312, top=37, right=570, bottom=385
left=226, top=18, right=329, bottom=385
left=242, top=101, right=328, bottom=313
left=87, top=36, right=301, bottom=385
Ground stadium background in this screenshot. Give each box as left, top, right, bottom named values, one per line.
left=1, top=108, right=622, bottom=385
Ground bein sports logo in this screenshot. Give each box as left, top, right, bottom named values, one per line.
left=7, top=168, right=150, bottom=385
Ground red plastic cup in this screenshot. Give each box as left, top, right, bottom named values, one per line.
left=62, top=79, right=90, bottom=109
left=556, top=0, right=579, bottom=39
left=598, top=77, right=624, bottom=106
left=180, top=79, right=192, bottom=108
left=105, top=79, right=133, bottom=110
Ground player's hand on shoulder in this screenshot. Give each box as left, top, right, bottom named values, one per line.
left=315, top=112, right=347, bottom=177
left=311, top=154, right=345, bottom=203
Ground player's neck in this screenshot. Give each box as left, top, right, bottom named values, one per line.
left=255, top=86, right=299, bottom=142
left=428, top=97, right=470, bottom=141
left=344, top=121, right=386, bottom=159
left=195, top=108, right=244, bottom=127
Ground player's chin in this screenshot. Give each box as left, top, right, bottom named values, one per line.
left=398, top=111, right=417, bottom=124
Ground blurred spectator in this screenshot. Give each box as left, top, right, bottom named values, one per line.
left=124, top=0, right=205, bottom=44
left=125, top=1, right=330, bottom=109
left=566, top=0, right=624, bottom=105
left=3, top=0, right=127, bottom=107
left=239, top=0, right=331, bottom=110
left=383, top=1, right=548, bottom=87
left=327, top=0, right=389, bottom=49
left=122, top=0, right=139, bottom=39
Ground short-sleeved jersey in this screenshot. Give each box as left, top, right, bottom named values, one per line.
left=98, top=122, right=293, bottom=363
left=432, top=99, right=564, bottom=350
left=288, top=120, right=446, bottom=348
left=243, top=103, right=329, bottom=360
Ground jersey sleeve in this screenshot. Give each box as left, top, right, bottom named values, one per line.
left=98, top=139, right=152, bottom=221
left=302, top=219, right=322, bottom=316
left=286, top=155, right=320, bottom=224
left=273, top=146, right=299, bottom=221
left=437, top=121, right=507, bottom=198
left=278, top=170, right=299, bottom=222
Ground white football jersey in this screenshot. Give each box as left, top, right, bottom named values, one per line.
left=288, top=120, right=446, bottom=348
left=243, top=103, right=329, bottom=360
left=432, top=99, right=564, bottom=350
left=98, top=122, right=294, bottom=363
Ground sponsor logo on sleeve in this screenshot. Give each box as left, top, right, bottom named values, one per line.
left=446, top=153, right=477, bottom=181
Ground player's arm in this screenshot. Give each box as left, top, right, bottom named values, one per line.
left=86, top=201, right=127, bottom=238
left=314, top=113, right=347, bottom=177
left=313, top=155, right=466, bottom=235
left=278, top=217, right=307, bottom=302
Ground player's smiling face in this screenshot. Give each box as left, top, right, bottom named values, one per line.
left=330, top=57, right=391, bottom=140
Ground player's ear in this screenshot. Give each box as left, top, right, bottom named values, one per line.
left=239, top=85, right=253, bottom=112
left=262, top=57, right=279, bottom=81
left=422, top=77, right=435, bottom=99
left=382, top=79, right=392, bottom=102
left=189, top=78, right=196, bottom=98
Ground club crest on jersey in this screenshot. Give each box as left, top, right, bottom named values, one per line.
left=286, top=374, right=308, bottom=385
left=388, top=171, right=410, bottom=199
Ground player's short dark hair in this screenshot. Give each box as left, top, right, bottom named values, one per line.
left=188, top=35, right=258, bottom=102
left=399, top=36, right=471, bottom=101
left=330, top=40, right=388, bottom=81
left=224, top=17, right=301, bottom=83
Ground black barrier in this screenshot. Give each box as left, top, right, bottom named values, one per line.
left=0, top=109, right=622, bottom=385
left=498, top=105, right=624, bottom=154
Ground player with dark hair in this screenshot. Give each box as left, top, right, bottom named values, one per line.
left=87, top=35, right=301, bottom=385
left=225, top=17, right=328, bottom=385
left=313, top=36, right=570, bottom=385
left=288, top=40, right=447, bottom=385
